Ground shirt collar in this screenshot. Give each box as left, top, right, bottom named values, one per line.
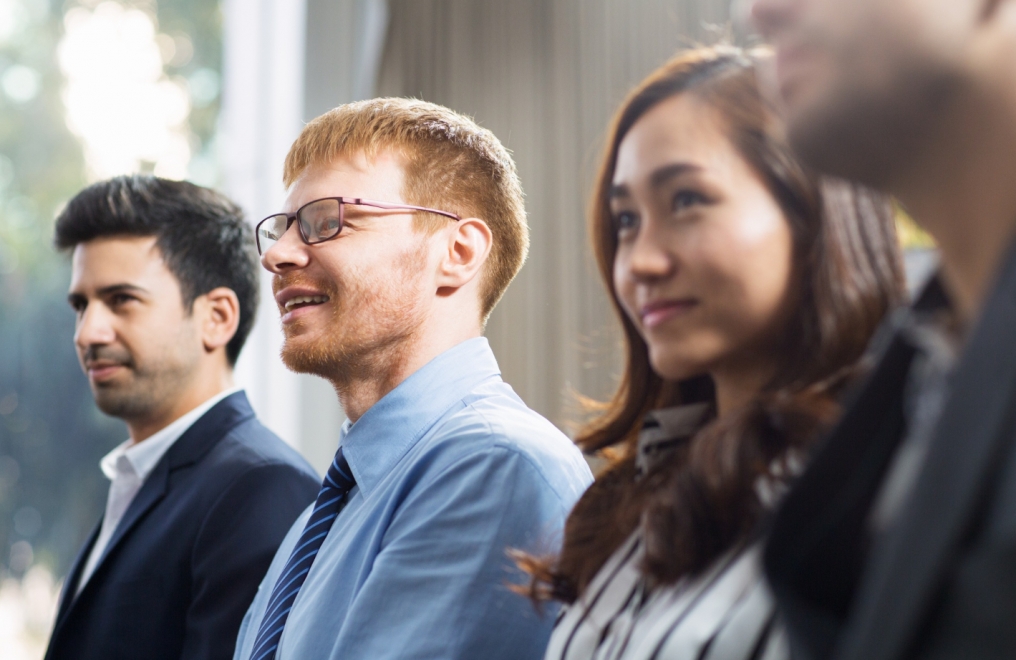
left=99, top=387, right=243, bottom=483
left=339, top=337, right=500, bottom=496
left=902, top=272, right=962, bottom=357
left=911, top=270, right=953, bottom=317
left=636, top=402, right=713, bottom=478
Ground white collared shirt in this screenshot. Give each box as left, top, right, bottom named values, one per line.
left=75, top=387, right=242, bottom=596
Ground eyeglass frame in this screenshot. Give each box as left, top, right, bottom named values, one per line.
left=254, top=196, right=462, bottom=255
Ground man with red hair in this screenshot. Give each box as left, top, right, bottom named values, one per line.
left=233, top=98, right=592, bottom=660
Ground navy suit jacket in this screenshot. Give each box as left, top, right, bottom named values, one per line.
left=44, top=391, right=320, bottom=660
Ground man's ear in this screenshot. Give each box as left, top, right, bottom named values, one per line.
left=436, top=217, right=493, bottom=291
left=195, top=287, right=241, bottom=354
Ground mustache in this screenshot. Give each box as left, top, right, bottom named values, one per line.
left=272, top=273, right=336, bottom=297
left=82, top=345, right=134, bottom=368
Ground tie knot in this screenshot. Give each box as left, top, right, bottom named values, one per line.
left=324, top=447, right=356, bottom=493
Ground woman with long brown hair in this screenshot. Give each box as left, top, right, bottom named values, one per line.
left=525, top=46, right=906, bottom=659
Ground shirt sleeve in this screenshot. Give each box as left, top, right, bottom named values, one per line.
left=331, top=446, right=568, bottom=660
left=183, top=462, right=319, bottom=660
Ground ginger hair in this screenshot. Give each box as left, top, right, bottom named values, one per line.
left=284, top=98, right=528, bottom=320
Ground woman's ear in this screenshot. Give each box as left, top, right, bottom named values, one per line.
left=436, top=217, right=493, bottom=291
left=197, top=287, right=241, bottom=355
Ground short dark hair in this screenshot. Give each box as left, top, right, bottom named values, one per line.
left=54, top=175, right=259, bottom=365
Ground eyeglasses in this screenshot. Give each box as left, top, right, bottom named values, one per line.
left=254, top=197, right=462, bottom=255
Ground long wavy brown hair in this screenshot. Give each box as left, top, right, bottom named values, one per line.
left=520, top=46, right=906, bottom=603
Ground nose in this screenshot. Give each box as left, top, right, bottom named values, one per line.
left=624, top=220, right=675, bottom=283
left=74, top=303, right=116, bottom=352
left=261, top=221, right=310, bottom=274
left=749, top=0, right=795, bottom=39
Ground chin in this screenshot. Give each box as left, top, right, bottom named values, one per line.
left=280, top=341, right=332, bottom=377
left=787, top=71, right=940, bottom=190
left=647, top=350, right=709, bottom=384
left=93, top=388, right=152, bottom=421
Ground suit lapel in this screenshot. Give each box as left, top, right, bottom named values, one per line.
left=52, top=521, right=100, bottom=629
left=52, top=392, right=256, bottom=629
left=838, top=246, right=1016, bottom=660
left=764, top=321, right=914, bottom=659
left=90, top=460, right=171, bottom=579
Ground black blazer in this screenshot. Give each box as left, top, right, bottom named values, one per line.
left=765, top=245, right=1016, bottom=660
left=45, top=391, right=320, bottom=660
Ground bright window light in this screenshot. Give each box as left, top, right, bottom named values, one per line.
left=58, top=1, right=193, bottom=180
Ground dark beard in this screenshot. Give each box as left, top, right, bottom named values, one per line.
left=89, top=358, right=191, bottom=423
left=788, top=62, right=964, bottom=190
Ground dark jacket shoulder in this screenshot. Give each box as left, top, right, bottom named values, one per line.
left=45, top=391, right=320, bottom=660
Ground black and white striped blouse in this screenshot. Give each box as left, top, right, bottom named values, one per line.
left=543, top=404, right=789, bottom=660
left=543, top=535, right=786, bottom=660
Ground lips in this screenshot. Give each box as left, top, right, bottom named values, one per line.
left=274, top=286, right=331, bottom=324
left=84, top=361, right=127, bottom=383
left=640, top=299, right=698, bottom=329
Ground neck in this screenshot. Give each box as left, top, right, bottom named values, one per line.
left=331, top=319, right=481, bottom=423
left=127, top=367, right=235, bottom=444
left=893, top=85, right=1016, bottom=326
left=710, top=362, right=773, bottom=417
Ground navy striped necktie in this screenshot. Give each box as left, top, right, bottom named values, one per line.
left=248, top=448, right=356, bottom=660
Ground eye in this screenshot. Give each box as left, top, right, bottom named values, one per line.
left=109, top=293, right=137, bottom=307
left=68, top=297, right=86, bottom=314
left=612, top=211, right=640, bottom=237
left=672, top=189, right=707, bottom=213
left=322, top=217, right=341, bottom=237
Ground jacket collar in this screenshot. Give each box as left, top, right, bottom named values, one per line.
left=53, top=391, right=256, bottom=630
left=339, top=337, right=501, bottom=497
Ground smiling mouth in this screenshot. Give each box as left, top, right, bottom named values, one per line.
left=284, top=295, right=329, bottom=312
left=641, top=300, right=698, bottom=329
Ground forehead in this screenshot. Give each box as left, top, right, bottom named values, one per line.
left=284, top=150, right=408, bottom=212
left=613, top=94, right=736, bottom=188
left=69, top=235, right=175, bottom=292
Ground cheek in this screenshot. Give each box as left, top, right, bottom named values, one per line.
left=612, top=251, right=639, bottom=323
left=699, top=209, right=795, bottom=339
left=644, top=208, right=794, bottom=380
left=142, top=311, right=204, bottom=361
left=344, top=240, right=433, bottom=319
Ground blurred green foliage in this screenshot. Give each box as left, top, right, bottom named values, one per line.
left=0, top=0, right=222, bottom=579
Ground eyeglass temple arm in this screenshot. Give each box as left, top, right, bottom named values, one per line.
left=348, top=198, right=462, bottom=221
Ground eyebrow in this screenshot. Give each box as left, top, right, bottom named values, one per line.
left=67, top=283, right=149, bottom=304
left=649, top=162, right=701, bottom=188
left=609, top=162, right=702, bottom=200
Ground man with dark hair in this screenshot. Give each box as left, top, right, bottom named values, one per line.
left=45, top=175, right=319, bottom=660
left=751, top=0, right=1016, bottom=659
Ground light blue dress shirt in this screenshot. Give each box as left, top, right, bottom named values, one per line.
left=233, top=338, right=593, bottom=660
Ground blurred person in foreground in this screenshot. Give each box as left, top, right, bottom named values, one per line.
left=45, top=176, right=320, bottom=660
left=232, top=98, right=593, bottom=660
left=520, top=46, right=905, bottom=660
left=751, top=0, right=1016, bottom=658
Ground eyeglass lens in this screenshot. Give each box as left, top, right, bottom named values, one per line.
left=257, top=198, right=344, bottom=254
